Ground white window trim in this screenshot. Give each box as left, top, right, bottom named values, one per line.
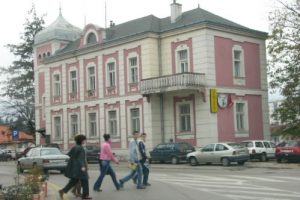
left=127, top=106, right=142, bottom=135
left=69, top=69, right=78, bottom=95
left=69, top=113, right=80, bottom=139
left=127, top=53, right=139, bottom=84
left=52, top=72, right=61, bottom=97
left=83, top=29, right=99, bottom=45
left=106, top=109, right=119, bottom=137
left=175, top=45, right=190, bottom=73
left=232, top=45, right=245, bottom=85
left=86, top=111, right=98, bottom=138
left=176, top=101, right=194, bottom=133
left=86, top=63, right=96, bottom=92
left=106, top=60, right=116, bottom=87
left=233, top=100, right=249, bottom=137
left=52, top=115, right=62, bottom=140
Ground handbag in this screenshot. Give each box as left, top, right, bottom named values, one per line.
left=128, top=163, right=137, bottom=171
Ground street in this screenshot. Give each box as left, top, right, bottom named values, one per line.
left=1, top=161, right=300, bottom=200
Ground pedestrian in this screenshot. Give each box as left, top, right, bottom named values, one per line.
left=119, top=131, right=145, bottom=189
left=133, top=132, right=151, bottom=186
left=93, top=133, right=120, bottom=191
left=59, top=134, right=92, bottom=200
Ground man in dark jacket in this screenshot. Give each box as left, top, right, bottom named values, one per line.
left=59, top=134, right=92, bottom=200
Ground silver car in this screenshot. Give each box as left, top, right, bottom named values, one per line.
left=17, top=147, right=69, bottom=173
left=187, top=143, right=249, bottom=166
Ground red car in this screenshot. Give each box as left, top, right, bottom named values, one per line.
left=275, top=140, right=300, bottom=163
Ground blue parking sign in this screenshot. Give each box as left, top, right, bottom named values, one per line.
left=12, top=129, right=19, bottom=141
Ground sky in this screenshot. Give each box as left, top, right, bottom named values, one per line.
left=0, top=0, right=282, bottom=100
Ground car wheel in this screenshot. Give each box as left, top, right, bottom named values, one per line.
left=189, top=157, right=198, bottom=166
left=237, top=161, right=245, bottom=165
left=260, top=153, right=267, bottom=162
left=171, top=156, right=179, bottom=164
left=276, top=158, right=282, bottom=163
left=222, top=158, right=230, bottom=166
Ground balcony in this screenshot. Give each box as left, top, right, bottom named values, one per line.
left=141, top=72, right=205, bottom=95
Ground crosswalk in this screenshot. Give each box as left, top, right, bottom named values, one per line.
left=151, top=173, right=300, bottom=200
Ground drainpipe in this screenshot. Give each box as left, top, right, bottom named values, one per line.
left=158, top=36, right=165, bottom=143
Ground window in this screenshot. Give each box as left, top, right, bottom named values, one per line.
left=129, top=57, right=138, bottom=83
left=88, top=113, right=97, bottom=137
left=53, top=74, right=61, bottom=97
left=54, top=116, right=61, bottom=139
left=47, top=52, right=51, bottom=57
left=130, top=108, right=140, bottom=133
left=178, top=50, right=188, bottom=72
left=70, top=114, right=78, bottom=138
left=234, top=50, right=242, bottom=77
left=215, top=144, right=228, bottom=151
left=236, top=103, right=245, bottom=131
left=108, top=111, right=118, bottom=136
left=179, top=104, right=191, bottom=131
left=107, top=62, right=116, bottom=87
left=87, top=32, right=97, bottom=44
left=70, top=71, right=77, bottom=95
left=88, top=67, right=95, bottom=91
left=202, top=144, right=215, bottom=152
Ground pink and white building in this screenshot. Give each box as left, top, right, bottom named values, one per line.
left=34, top=1, right=270, bottom=152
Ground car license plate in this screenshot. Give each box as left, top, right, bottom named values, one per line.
left=50, top=160, right=63, bottom=163
left=281, top=150, right=292, bottom=153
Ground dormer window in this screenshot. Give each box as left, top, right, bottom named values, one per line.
left=87, top=32, right=97, bottom=44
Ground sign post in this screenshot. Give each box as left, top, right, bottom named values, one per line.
left=12, top=129, right=19, bottom=141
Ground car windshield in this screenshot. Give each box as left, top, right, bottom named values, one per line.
left=241, top=142, right=253, bottom=148
left=41, top=148, right=62, bottom=156
left=286, top=141, right=300, bottom=147
left=228, top=143, right=243, bottom=149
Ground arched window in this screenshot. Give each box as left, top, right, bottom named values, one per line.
left=43, top=53, right=46, bottom=58
left=38, top=54, right=42, bottom=59
left=87, top=32, right=97, bottom=44
left=47, top=52, right=51, bottom=57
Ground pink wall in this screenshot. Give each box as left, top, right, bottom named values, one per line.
left=218, top=95, right=263, bottom=142
left=214, top=36, right=261, bottom=89
left=36, top=43, right=52, bottom=66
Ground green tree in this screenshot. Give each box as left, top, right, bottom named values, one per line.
left=268, top=0, right=300, bottom=137
left=0, top=5, right=45, bottom=137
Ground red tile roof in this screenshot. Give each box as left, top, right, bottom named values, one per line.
left=0, top=125, right=33, bottom=144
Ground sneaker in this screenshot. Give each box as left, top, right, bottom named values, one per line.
left=137, top=185, right=146, bottom=189
left=119, top=180, right=124, bottom=188
left=144, top=183, right=151, bottom=186
left=93, top=188, right=102, bottom=192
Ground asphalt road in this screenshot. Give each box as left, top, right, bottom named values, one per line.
left=1, top=161, right=300, bottom=200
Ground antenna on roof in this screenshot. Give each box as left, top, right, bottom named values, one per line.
left=59, top=1, right=62, bottom=16
left=105, top=0, right=107, bottom=28
left=198, top=3, right=200, bottom=8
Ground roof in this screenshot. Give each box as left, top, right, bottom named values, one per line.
left=34, top=13, right=81, bottom=45
left=44, top=7, right=268, bottom=59
left=0, top=125, right=34, bottom=144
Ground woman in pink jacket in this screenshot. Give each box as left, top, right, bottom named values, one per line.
left=93, top=134, right=120, bottom=191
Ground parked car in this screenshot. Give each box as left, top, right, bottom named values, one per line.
left=187, top=142, right=249, bottom=166
left=150, top=142, right=195, bottom=164
left=2, top=149, right=16, bottom=160
left=0, top=149, right=10, bottom=161
left=16, top=147, right=34, bottom=159
left=241, top=140, right=276, bottom=161
left=275, top=140, right=300, bottom=163
left=17, top=147, right=69, bottom=173
left=85, top=145, right=100, bottom=163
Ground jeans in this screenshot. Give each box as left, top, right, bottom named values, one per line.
left=133, top=162, right=149, bottom=185
left=93, top=160, right=120, bottom=190
left=120, top=162, right=143, bottom=187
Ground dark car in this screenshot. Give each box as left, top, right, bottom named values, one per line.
left=150, top=142, right=195, bottom=164
left=85, top=145, right=100, bottom=163
left=0, top=149, right=10, bottom=161
left=275, top=140, right=300, bottom=163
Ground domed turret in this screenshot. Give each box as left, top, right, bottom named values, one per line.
left=34, top=12, right=81, bottom=45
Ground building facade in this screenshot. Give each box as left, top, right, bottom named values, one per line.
left=34, top=2, right=270, bottom=152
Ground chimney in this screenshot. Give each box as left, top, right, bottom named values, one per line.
left=170, top=0, right=182, bottom=23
